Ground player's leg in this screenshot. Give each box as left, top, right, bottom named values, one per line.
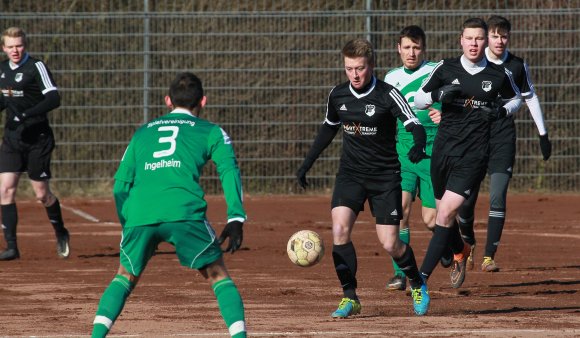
left=170, top=220, right=246, bottom=336
left=482, top=172, right=510, bottom=272
left=457, top=182, right=480, bottom=270
left=386, top=190, right=413, bottom=291
left=329, top=173, right=364, bottom=318
left=92, top=225, right=156, bottom=337
left=0, top=172, right=20, bottom=260
left=201, top=258, right=246, bottom=338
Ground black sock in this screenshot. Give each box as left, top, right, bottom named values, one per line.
left=457, top=214, right=476, bottom=245
left=332, top=242, right=358, bottom=300
left=420, top=225, right=451, bottom=279
left=393, top=245, right=423, bottom=289
left=46, top=198, right=66, bottom=234
left=485, top=208, right=505, bottom=258
left=448, top=220, right=466, bottom=254
left=1, top=204, right=18, bottom=249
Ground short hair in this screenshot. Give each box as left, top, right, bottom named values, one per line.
left=168, top=72, right=204, bottom=110
left=487, top=15, right=511, bottom=35
left=341, top=38, right=375, bottom=66
left=1, top=27, right=27, bottom=47
left=399, top=25, right=426, bottom=48
left=462, top=17, right=488, bottom=36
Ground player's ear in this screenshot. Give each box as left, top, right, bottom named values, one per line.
left=164, top=95, right=173, bottom=109
left=200, top=95, right=207, bottom=108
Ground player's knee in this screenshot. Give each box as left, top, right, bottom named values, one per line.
left=36, top=192, right=55, bottom=207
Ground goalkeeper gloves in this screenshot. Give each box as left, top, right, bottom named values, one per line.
left=218, top=220, right=244, bottom=254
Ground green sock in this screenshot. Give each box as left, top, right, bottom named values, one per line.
left=92, top=274, right=134, bottom=338
left=392, top=228, right=410, bottom=276
left=212, top=278, right=246, bottom=338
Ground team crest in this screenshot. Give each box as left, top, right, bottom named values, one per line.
left=15, top=73, right=23, bottom=82
left=482, top=81, right=492, bottom=92
left=365, top=104, right=376, bottom=117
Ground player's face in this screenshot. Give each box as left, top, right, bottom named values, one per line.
left=398, top=37, right=424, bottom=70
left=2, top=36, right=26, bottom=64
left=488, top=29, right=510, bottom=58
left=344, top=56, right=374, bottom=90
left=460, top=28, right=487, bottom=63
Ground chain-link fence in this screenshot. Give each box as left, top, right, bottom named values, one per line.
left=1, top=1, right=579, bottom=195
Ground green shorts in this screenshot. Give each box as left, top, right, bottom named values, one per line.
left=119, top=220, right=223, bottom=276
left=397, top=140, right=436, bottom=209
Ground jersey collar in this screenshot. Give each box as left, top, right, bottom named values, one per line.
left=349, top=75, right=376, bottom=99
left=170, top=108, right=194, bottom=116
left=485, top=47, right=508, bottom=65
left=403, top=60, right=427, bottom=74
left=460, top=55, right=487, bottom=75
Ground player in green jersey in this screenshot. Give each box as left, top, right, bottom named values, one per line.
left=383, top=25, right=452, bottom=291
left=91, top=72, right=247, bottom=338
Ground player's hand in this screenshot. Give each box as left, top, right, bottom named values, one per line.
left=539, top=133, right=552, bottom=161
left=218, top=220, right=244, bottom=254
left=428, top=107, right=441, bottom=124
left=481, top=105, right=507, bottom=121
left=432, top=84, right=462, bottom=104
left=408, top=144, right=428, bottom=163
left=296, top=166, right=309, bottom=189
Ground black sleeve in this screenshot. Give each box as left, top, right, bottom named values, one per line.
left=21, top=90, right=61, bottom=118
left=299, top=122, right=340, bottom=171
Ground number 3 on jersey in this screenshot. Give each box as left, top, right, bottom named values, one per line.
left=153, top=126, right=179, bottom=158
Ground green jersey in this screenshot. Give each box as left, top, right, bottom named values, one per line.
left=114, top=109, right=246, bottom=228
left=384, top=61, right=440, bottom=143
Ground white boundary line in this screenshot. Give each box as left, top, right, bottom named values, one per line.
left=60, top=204, right=101, bottom=223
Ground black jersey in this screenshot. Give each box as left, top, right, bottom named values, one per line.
left=488, top=51, right=531, bottom=143
left=325, top=76, right=421, bottom=176
left=421, top=57, right=519, bottom=157
left=0, top=53, right=58, bottom=127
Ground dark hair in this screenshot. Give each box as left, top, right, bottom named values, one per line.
left=487, top=15, right=511, bottom=34
left=342, top=38, right=375, bottom=66
left=462, top=17, right=488, bottom=35
left=399, top=25, right=426, bottom=48
left=169, top=72, right=204, bottom=110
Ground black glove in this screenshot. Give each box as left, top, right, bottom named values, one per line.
left=218, top=220, right=244, bottom=253
left=296, top=165, right=310, bottom=189
left=431, top=84, right=462, bottom=104
left=539, top=133, right=552, bottom=161
left=481, top=105, right=507, bottom=121
left=408, top=144, right=428, bottom=163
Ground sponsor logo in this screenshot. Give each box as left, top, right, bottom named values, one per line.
left=507, top=167, right=513, bottom=173
left=464, top=189, right=471, bottom=196
left=390, top=209, right=398, bottom=216
left=15, top=73, right=23, bottom=82
left=40, top=172, right=48, bottom=178
left=364, top=104, right=376, bottom=117
left=482, top=81, right=492, bottom=92
left=342, top=122, right=377, bottom=136
left=144, top=158, right=182, bottom=171
left=452, top=78, right=460, bottom=85
left=339, top=104, right=347, bottom=111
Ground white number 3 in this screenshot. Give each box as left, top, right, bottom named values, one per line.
left=153, top=126, right=179, bottom=158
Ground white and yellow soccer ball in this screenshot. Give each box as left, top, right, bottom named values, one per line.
left=287, top=230, right=324, bottom=267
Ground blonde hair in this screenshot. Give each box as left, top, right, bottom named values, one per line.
left=1, top=27, right=27, bottom=47
left=341, top=38, right=375, bottom=66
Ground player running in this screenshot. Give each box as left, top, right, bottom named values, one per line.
left=383, top=25, right=453, bottom=291
left=91, top=72, right=247, bottom=337
left=414, top=18, right=521, bottom=289
left=457, top=15, right=552, bottom=272
left=296, top=38, right=430, bottom=317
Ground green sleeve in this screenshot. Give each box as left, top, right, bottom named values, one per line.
left=209, top=126, right=247, bottom=223
left=113, top=180, right=132, bottom=227
left=113, top=139, right=136, bottom=226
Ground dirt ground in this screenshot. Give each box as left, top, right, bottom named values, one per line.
left=0, top=194, right=579, bottom=337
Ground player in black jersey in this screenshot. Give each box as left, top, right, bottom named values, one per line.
left=456, top=15, right=552, bottom=273
left=414, top=18, right=522, bottom=289
left=0, top=27, right=69, bottom=260
left=296, top=38, right=430, bottom=316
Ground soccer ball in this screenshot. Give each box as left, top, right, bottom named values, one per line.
left=287, top=230, right=324, bottom=267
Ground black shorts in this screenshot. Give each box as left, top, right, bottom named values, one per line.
left=430, top=151, right=487, bottom=200
left=0, top=132, right=55, bottom=180
left=488, top=118, right=516, bottom=177
left=331, top=171, right=402, bottom=225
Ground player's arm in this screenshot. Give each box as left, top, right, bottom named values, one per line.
left=498, top=69, right=522, bottom=117
left=414, top=60, right=459, bottom=109
left=521, top=62, right=551, bottom=160
left=388, top=87, right=427, bottom=163
left=209, top=126, right=247, bottom=253
left=296, top=88, right=340, bottom=188
left=112, top=140, right=137, bottom=227
left=14, top=61, right=61, bottom=122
